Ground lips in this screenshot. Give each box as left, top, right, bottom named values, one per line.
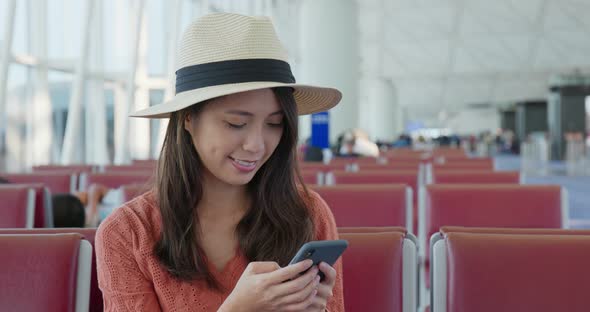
left=229, top=156, right=258, bottom=172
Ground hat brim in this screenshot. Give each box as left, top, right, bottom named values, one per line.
left=130, top=81, right=342, bottom=118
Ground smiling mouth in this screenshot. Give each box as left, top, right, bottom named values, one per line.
left=228, top=156, right=258, bottom=169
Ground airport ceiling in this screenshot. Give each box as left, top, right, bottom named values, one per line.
left=357, top=0, right=590, bottom=121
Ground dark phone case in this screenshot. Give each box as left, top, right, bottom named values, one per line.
left=289, top=240, right=348, bottom=281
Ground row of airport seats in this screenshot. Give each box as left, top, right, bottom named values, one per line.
left=4, top=226, right=588, bottom=312
left=0, top=226, right=418, bottom=312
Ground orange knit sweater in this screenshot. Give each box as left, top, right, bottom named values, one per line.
left=95, top=190, right=345, bottom=312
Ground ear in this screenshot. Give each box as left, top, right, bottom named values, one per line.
left=184, top=113, right=193, bottom=133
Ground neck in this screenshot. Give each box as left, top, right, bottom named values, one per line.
left=198, top=171, right=250, bottom=220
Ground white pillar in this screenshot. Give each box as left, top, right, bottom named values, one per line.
left=0, top=0, right=17, bottom=171
left=129, top=2, right=150, bottom=161
left=360, top=77, right=399, bottom=141
left=114, top=0, right=145, bottom=164
left=299, top=0, right=359, bottom=143
left=85, top=0, right=109, bottom=165
left=27, top=0, right=53, bottom=166
left=61, top=0, right=95, bottom=164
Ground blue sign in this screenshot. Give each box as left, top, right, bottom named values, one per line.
left=311, top=112, right=330, bottom=149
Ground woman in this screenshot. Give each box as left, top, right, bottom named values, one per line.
left=96, top=13, right=344, bottom=311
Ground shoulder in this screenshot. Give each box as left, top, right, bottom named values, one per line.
left=96, top=190, right=161, bottom=253
left=300, top=188, right=339, bottom=240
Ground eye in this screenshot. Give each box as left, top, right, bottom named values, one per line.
left=226, top=122, right=246, bottom=129
left=267, top=122, right=283, bottom=128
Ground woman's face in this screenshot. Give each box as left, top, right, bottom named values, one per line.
left=185, top=89, right=284, bottom=187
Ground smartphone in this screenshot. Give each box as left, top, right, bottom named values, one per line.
left=289, top=240, right=348, bottom=281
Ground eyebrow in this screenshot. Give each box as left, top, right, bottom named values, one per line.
left=224, top=110, right=284, bottom=117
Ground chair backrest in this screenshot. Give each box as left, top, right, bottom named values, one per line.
left=1, top=172, right=76, bottom=194
left=431, top=170, right=521, bottom=184
left=328, top=170, right=418, bottom=186
left=339, top=231, right=417, bottom=312
left=314, top=184, right=413, bottom=231
left=80, top=172, right=153, bottom=191
left=299, top=170, right=322, bottom=185
left=0, top=233, right=92, bottom=312
left=328, top=171, right=420, bottom=232
left=120, top=184, right=152, bottom=202
left=101, top=165, right=156, bottom=172
left=12, top=183, right=53, bottom=228
left=440, top=226, right=590, bottom=236
left=338, top=226, right=407, bottom=234
left=431, top=161, right=493, bottom=171
left=33, top=165, right=95, bottom=173
left=298, top=163, right=345, bottom=172
left=421, top=184, right=566, bottom=263
left=432, top=232, right=590, bottom=312
left=0, top=228, right=100, bottom=312
left=0, top=185, right=35, bottom=228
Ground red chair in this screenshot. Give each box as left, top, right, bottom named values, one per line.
left=298, top=163, right=345, bottom=172
left=328, top=170, right=420, bottom=232
left=11, top=183, right=53, bottom=228
left=431, top=158, right=494, bottom=170
left=430, top=170, right=521, bottom=184
left=339, top=231, right=417, bottom=312
left=101, top=165, right=156, bottom=172
left=121, top=184, right=152, bottom=202
left=420, top=184, right=567, bottom=290
left=327, top=170, right=419, bottom=185
left=0, top=185, right=35, bottom=228
left=33, top=164, right=96, bottom=173
left=0, top=233, right=92, bottom=311
left=314, top=184, right=413, bottom=231
left=80, top=172, right=153, bottom=191
left=432, top=232, right=590, bottom=312
left=299, top=170, right=322, bottom=185
left=338, top=226, right=407, bottom=234
left=1, top=172, right=77, bottom=194
left=356, top=162, right=421, bottom=171
left=0, top=228, right=101, bottom=312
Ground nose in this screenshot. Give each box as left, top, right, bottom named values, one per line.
left=242, top=126, right=265, bottom=155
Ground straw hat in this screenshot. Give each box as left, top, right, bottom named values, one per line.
left=132, top=13, right=342, bottom=118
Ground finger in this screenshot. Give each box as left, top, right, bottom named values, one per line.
left=315, top=281, right=333, bottom=303
left=247, top=261, right=281, bottom=274
left=307, top=294, right=328, bottom=312
left=319, top=262, right=337, bottom=286
left=265, top=259, right=314, bottom=284
left=280, top=278, right=319, bottom=311
left=271, top=265, right=319, bottom=298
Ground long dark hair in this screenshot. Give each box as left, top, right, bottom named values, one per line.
left=154, top=88, right=314, bottom=288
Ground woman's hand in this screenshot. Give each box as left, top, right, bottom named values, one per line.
left=219, top=259, right=321, bottom=312
left=306, top=262, right=337, bottom=312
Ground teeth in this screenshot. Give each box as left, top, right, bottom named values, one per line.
left=235, top=159, right=255, bottom=166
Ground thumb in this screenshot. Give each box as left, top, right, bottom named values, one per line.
left=247, top=261, right=281, bottom=274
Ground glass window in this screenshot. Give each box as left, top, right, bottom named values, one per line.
left=48, top=70, right=73, bottom=160
left=147, top=0, right=166, bottom=76
left=4, top=64, right=30, bottom=171
left=47, top=0, right=87, bottom=60
left=12, top=1, right=29, bottom=55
